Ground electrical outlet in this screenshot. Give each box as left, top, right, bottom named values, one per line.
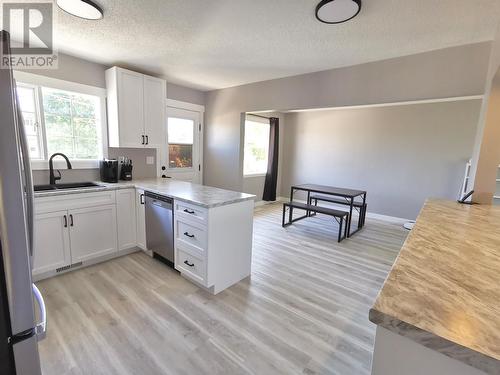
left=118, top=156, right=125, bottom=163
left=146, top=156, right=155, bottom=165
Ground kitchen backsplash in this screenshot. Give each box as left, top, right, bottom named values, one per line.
left=32, top=147, right=157, bottom=185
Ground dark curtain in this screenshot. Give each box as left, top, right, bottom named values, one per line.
left=263, top=117, right=279, bottom=201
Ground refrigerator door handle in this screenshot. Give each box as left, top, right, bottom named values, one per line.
left=16, top=102, right=34, bottom=257
left=32, top=284, right=46, bottom=341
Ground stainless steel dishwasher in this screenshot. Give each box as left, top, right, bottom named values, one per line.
left=145, top=191, right=174, bottom=265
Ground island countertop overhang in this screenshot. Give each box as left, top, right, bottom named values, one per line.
left=369, top=198, right=500, bottom=374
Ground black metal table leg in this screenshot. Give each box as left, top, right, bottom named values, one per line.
left=289, top=187, right=294, bottom=223
left=338, top=217, right=343, bottom=242
left=306, top=191, right=311, bottom=217
left=282, top=204, right=286, bottom=227
left=347, top=197, right=354, bottom=237
left=360, top=192, right=367, bottom=228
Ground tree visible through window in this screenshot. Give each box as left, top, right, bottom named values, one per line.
left=42, top=88, right=101, bottom=159
left=16, top=82, right=103, bottom=162
left=168, top=117, right=194, bottom=168
left=244, top=119, right=270, bottom=176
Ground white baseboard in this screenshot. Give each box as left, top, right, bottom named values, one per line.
left=365, top=212, right=409, bottom=224
left=254, top=197, right=288, bottom=207
left=274, top=196, right=410, bottom=224
left=253, top=200, right=268, bottom=207
left=32, top=247, right=140, bottom=282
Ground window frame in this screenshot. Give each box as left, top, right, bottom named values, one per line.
left=243, top=115, right=270, bottom=178
left=13, top=71, right=108, bottom=170
left=167, top=116, right=195, bottom=170
left=16, top=82, right=46, bottom=160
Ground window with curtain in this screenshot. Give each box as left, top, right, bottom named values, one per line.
left=16, top=82, right=104, bottom=163
left=243, top=119, right=270, bottom=176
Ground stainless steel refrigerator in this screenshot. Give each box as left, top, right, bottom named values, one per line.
left=0, top=31, right=46, bottom=375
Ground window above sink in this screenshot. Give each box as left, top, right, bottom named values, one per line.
left=14, top=71, right=108, bottom=170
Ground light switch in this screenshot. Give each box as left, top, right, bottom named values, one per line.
left=146, top=156, right=155, bottom=165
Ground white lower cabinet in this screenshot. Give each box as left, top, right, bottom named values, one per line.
left=116, top=188, right=137, bottom=251
left=135, top=189, right=147, bottom=251
left=175, top=248, right=206, bottom=284
left=32, top=210, right=71, bottom=275
left=69, top=205, right=118, bottom=263
left=33, top=191, right=125, bottom=280
left=174, top=199, right=254, bottom=294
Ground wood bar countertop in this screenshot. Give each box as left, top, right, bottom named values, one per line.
left=369, top=199, right=500, bottom=374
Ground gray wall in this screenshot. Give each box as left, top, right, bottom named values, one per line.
left=167, top=82, right=205, bottom=106
left=22, top=52, right=107, bottom=88
left=204, top=42, right=491, bottom=192
left=470, top=22, right=500, bottom=203
left=21, top=52, right=205, bottom=184
left=281, top=101, right=482, bottom=219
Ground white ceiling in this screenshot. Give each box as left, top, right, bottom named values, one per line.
left=54, top=0, right=500, bottom=91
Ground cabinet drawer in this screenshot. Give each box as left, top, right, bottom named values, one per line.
left=175, top=248, right=206, bottom=284
left=35, top=190, right=116, bottom=213
left=176, top=219, right=207, bottom=253
left=175, top=201, right=207, bottom=225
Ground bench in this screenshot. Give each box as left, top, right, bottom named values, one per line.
left=282, top=201, right=348, bottom=242
left=309, top=195, right=367, bottom=228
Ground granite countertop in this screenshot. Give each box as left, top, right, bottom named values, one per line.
left=369, top=199, right=500, bottom=374
left=34, top=178, right=256, bottom=208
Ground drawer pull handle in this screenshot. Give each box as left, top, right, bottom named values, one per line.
left=183, top=209, right=195, bottom=214
left=184, top=260, right=195, bottom=267
left=63, top=215, right=67, bottom=228
left=184, top=232, right=195, bottom=238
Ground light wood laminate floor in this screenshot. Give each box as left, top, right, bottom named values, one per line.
left=36, top=203, right=407, bottom=375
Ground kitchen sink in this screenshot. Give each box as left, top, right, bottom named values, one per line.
left=34, top=182, right=102, bottom=192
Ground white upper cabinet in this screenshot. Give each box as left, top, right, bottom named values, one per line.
left=106, top=66, right=166, bottom=148
left=143, top=75, right=166, bottom=148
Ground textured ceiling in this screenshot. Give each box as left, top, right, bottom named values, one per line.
left=53, top=0, right=500, bottom=91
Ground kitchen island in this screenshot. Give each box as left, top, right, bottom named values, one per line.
left=34, top=179, right=255, bottom=294
left=369, top=199, right=500, bottom=375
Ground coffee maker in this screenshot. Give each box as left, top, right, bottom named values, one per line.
left=100, top=159, right=118, bottom=183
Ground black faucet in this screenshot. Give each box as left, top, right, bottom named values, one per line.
left=49, top=153, right=72, bottom=185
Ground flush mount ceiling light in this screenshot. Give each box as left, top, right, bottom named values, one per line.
left=57, top=0, right=103, bottom=20
left=315, top=0, right=361, bottom=24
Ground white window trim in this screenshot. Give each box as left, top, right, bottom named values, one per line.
left=166, top=98, right=205, bottom=113
left=165, top=99, right=205, bottom=182
left=13, top=71, right=108, bottom=170
left=243, top=114, right=270, bottom=177
left=244, top=173, right=268, bottom=178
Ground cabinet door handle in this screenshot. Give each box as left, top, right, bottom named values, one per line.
left=63, top=215, right=67, bottom=228
left=183, top=209, right=195, bottom=214
left=140, top=193, right=145, bottom=205
left=69, top=214, right=74, bottom=227
left=183, top=232, right=195, bottom=238
left=141, top=135, right=145, bottom=145
left=145, top=135, right=149, bottom=145
left=184, top=260, right=194, bottom=267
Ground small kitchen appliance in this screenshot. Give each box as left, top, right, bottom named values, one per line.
left=100, top=159, right=118, bottom=183
left=119, top=158, right=133, bottom=181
